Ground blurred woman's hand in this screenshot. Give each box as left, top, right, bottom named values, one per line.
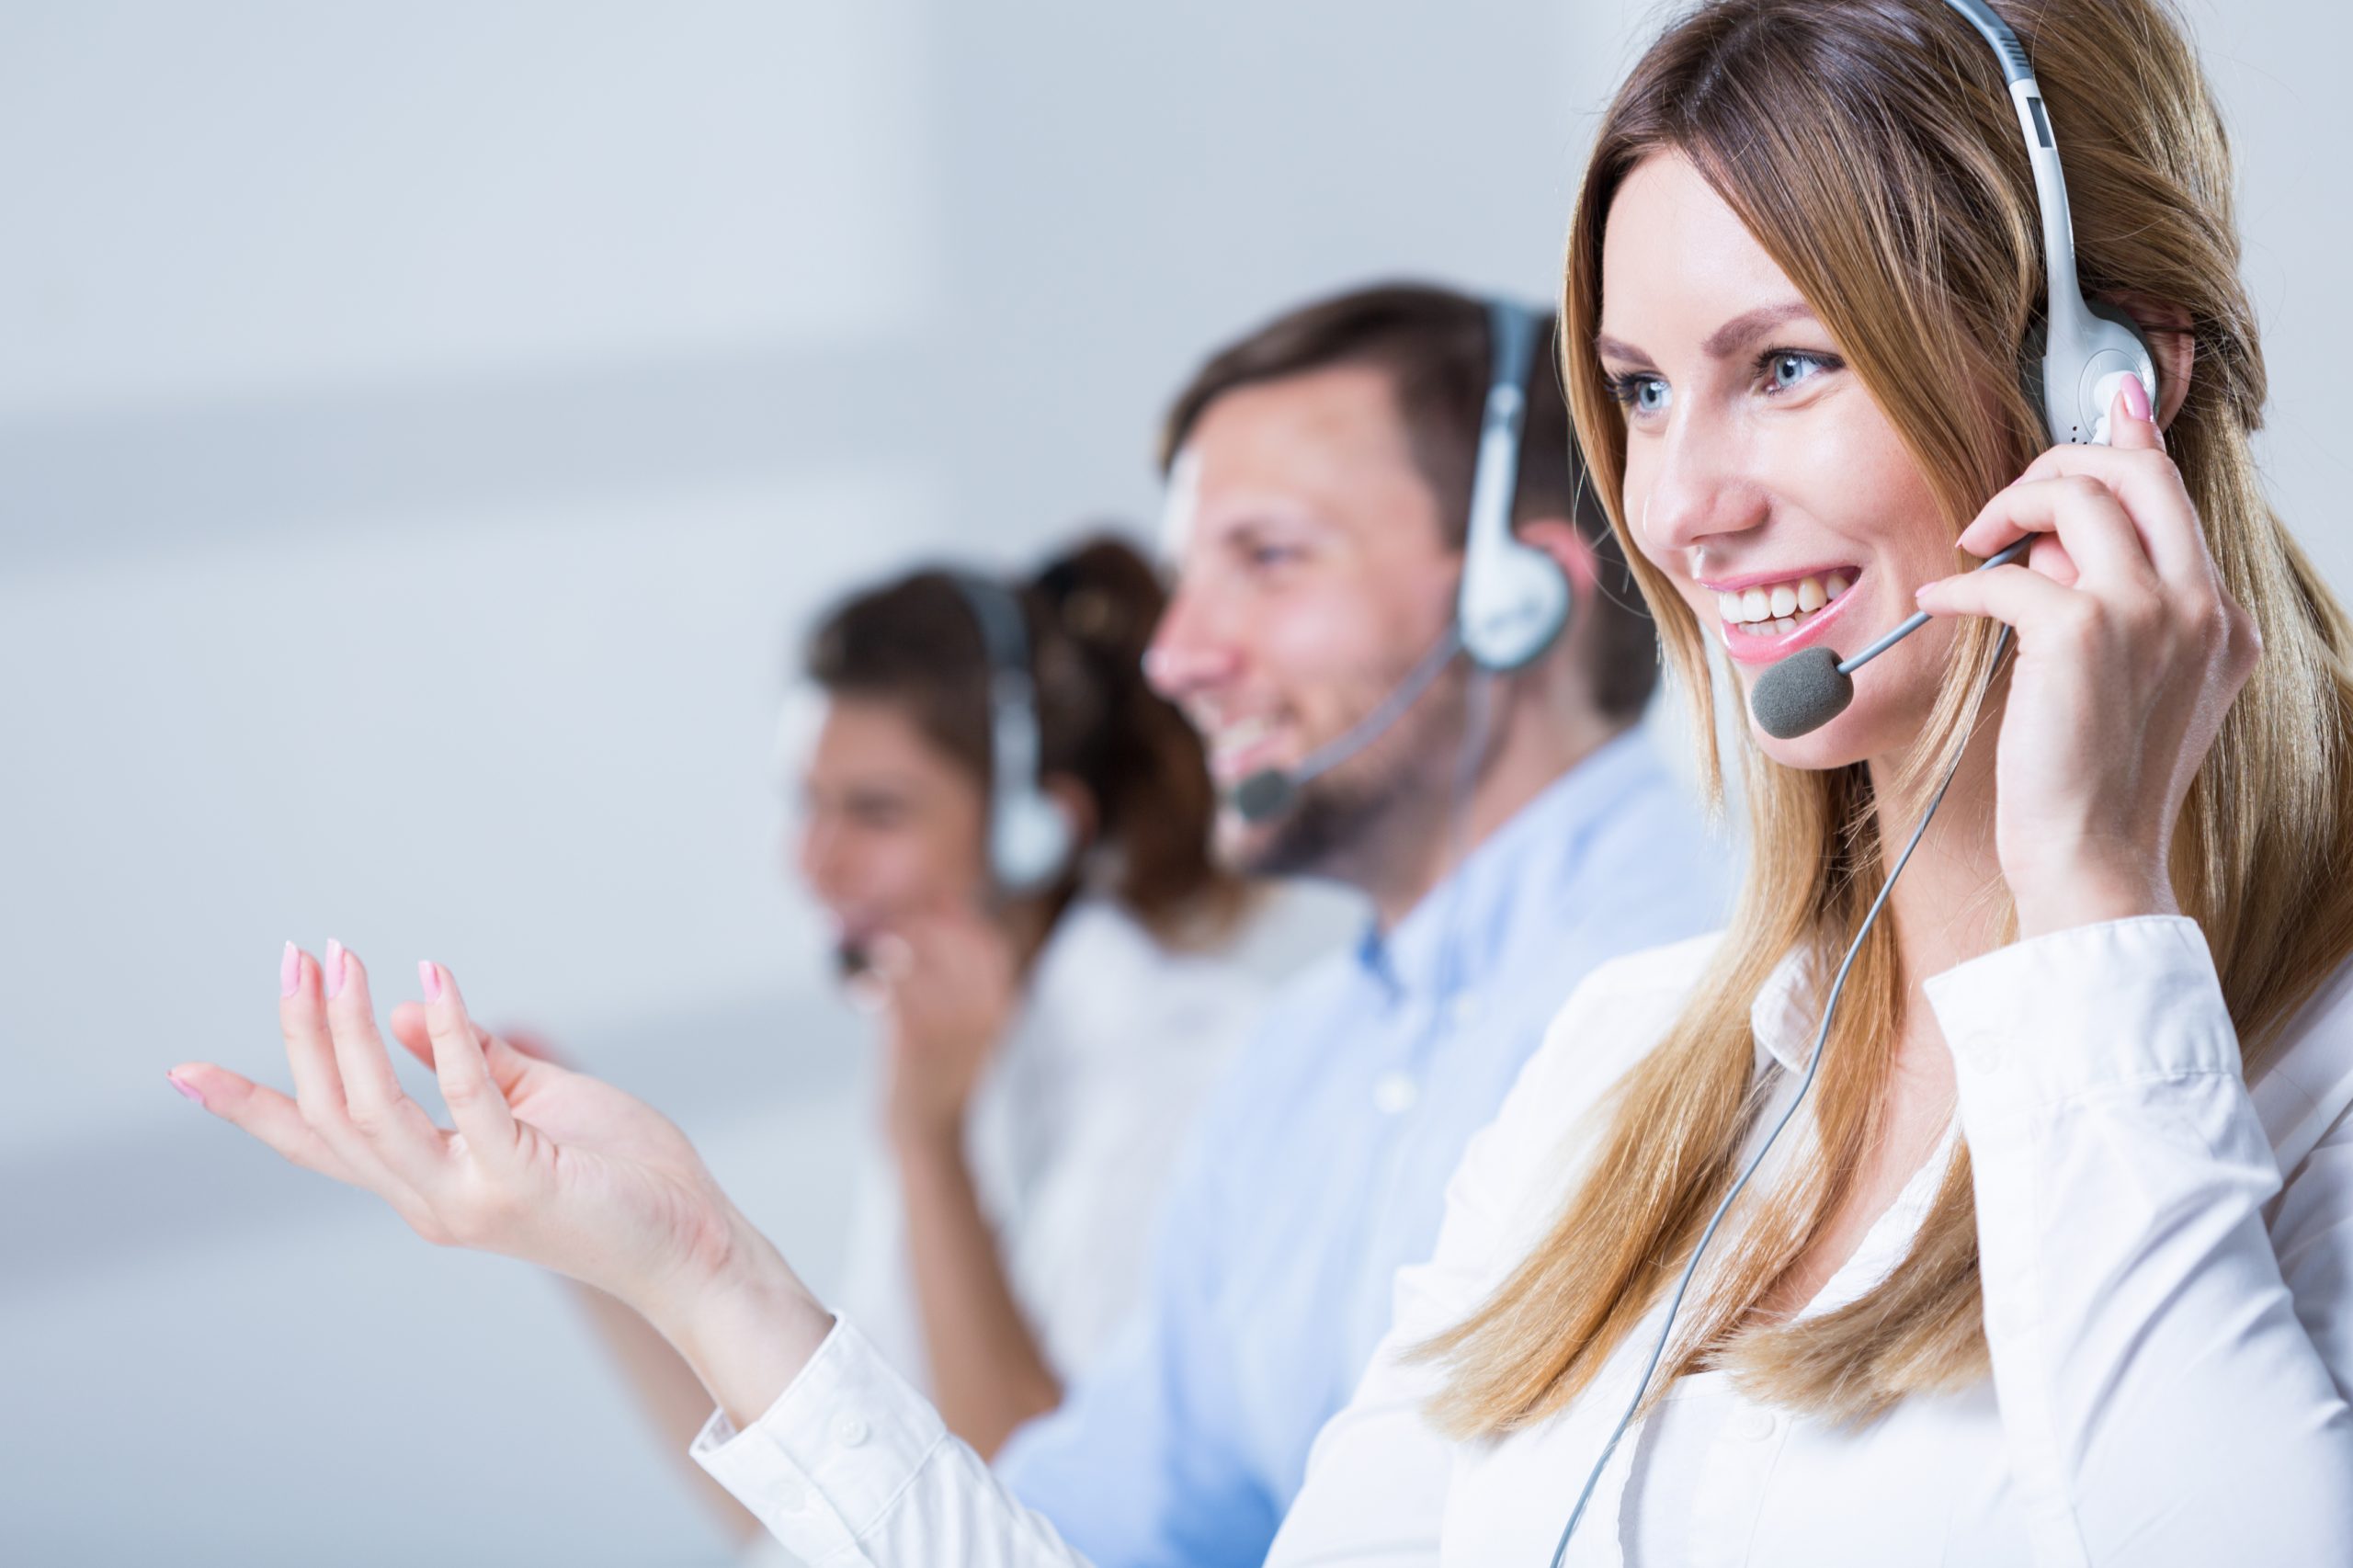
left=864, top=906, right=1021, bottom=1148
left=169, top=942, right=832, bottom=1424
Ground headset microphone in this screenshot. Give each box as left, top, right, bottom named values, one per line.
left=1232, top=625, right=1464, bottom=824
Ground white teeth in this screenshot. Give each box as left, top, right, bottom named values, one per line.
left=1213, top=716, right=1270, bottom=757
left=1716, top=570, right=1856, bottom=632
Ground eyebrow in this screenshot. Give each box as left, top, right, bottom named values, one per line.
left=1594, top=299, right=1822, bottom=367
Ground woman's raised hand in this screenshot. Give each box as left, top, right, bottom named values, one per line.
left=170, top=942, right=834, bottom=1424
left=1915, top=377, right=2262, bottom=937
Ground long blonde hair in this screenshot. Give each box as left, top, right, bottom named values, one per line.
left=1424, top=0, right=2353, bottom=1435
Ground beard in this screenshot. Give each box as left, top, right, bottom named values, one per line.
left=1218, top=665, right=1474, bottom=881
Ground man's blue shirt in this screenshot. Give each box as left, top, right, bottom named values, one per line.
left=993, top=731, right=1730, bottom=1567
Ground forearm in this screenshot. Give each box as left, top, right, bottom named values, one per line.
left=566, top=1279, right=765, bottom=1541
left=895, top=1129, right=1063, bottom=1457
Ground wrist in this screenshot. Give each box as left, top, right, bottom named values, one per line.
left=886, top=1096, right=969, bottom=1157
left=2010, top=858, right=2177, bottom=939
left=642, top=1210, right=834, bottom=1431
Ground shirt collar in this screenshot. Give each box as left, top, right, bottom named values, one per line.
left=1748, top=942, right=1825, bottom=1076
left=1352, top=729, right=1667, bottom=1004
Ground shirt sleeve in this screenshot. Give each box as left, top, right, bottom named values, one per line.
left=1927, top=915, right=2353, bottom=1567
left=689, top=1315, right=1089, bottom=1567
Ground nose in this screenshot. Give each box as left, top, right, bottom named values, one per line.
left=1632, top=413, right=1770, bottom=562
left=796, top=813, right=843, bottom=900
left=1142, top=578, right=1241, bottom=703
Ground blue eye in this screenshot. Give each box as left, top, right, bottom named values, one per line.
left=1608, top=372, right=1671, bottom=417
left=1764, top=350, right=1834, bottom=392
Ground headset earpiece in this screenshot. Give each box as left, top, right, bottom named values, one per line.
left=1458, top=299, right=1574, bottom=671
left=990, top=789, right=1078, bottom=894
left=948, top=573, right=1078, bottom=896
left=2041, top=296, right=2158, bottom=448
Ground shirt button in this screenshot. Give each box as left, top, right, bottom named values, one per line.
left=832, top=1414, right=870, bottom=1449
left=1732, top=1406, right=1776, bottom=1441
left=1373, top=1071, right=1419, bottom=1115
left=1965, top=1038, right=2002, bottom=1074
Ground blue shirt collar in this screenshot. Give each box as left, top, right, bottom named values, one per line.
left=1351, top=728, right=1670, bottom=1005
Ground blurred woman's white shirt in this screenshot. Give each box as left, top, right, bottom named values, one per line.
left=835, top=895, right=1267, bottom=1394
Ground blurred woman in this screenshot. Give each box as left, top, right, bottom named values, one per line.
left=793, top=536, right=1263, bottom=1448
left=487, top=531, right=1268, bottom=1544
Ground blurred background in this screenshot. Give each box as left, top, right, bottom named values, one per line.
left=3, top=2, right=2346, bottom=1562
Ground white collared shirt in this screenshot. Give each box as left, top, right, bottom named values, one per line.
left=692, top=916, right=2353, bottom=1566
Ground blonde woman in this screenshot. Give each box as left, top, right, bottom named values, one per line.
left=174, top=0, right=2352, bottom=1562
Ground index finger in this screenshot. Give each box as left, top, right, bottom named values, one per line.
left=1983, top=440, right=2206, bottom=591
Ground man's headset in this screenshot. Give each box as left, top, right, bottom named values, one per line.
left=1232, top=297, right=1574, bottom=823
left=1546, top=4, right=2161, bottom=1561
left=945, top=573, right=1078, bottom=895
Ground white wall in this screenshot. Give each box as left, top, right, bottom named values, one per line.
left=3, top=3, right=2345, bottom=1563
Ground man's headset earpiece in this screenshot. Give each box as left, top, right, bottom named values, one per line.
left=946, top=573, right=1078, bottom=894
left=1233, top=296, right=1572, bottom=823
left=1460, top=299, right=1574, bottom=671
left=1747, top=0, right=2162, bottom=743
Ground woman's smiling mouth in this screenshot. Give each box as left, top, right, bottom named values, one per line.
left=1704, top=567, right=1861, bottom=664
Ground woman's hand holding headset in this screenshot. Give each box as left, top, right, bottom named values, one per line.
left=169, top=945, right=834, bottom=1426
left=1915, top=377, right=2262, bottom=939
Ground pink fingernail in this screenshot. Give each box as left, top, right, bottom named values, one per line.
left=325, top=938, right=347, bottom=999
left=166, top=1072, right=205, bottom=1108
left=279, top=940, right=301, bottom=998
left=2120, top=372, right=2152, bottom=423
left=419, top=960, right=443, bottom=1003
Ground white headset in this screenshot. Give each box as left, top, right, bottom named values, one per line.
left=946, top=573, right=1078, bottom=895
left=1459, top=298, right=1575, bottom=670
left=1948, top=0, right=2158, bottom=446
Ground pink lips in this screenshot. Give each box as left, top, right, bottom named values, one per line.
left=1716, top=575, right=1865, bottom=665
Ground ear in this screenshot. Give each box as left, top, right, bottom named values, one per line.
left=2101, top=290, right=2196, bottom=431
left=1040, top=772, right=1098, bottom=853
left=1513, top=517, right=1598, bottom=599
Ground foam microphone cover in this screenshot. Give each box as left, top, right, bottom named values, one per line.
left=1749, top=646, right=1854, bottom=739
left=1233, top=768, right=1296, bottom=824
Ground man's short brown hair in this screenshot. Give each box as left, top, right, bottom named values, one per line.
left=1161, top=282, right=1659, bottom=721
